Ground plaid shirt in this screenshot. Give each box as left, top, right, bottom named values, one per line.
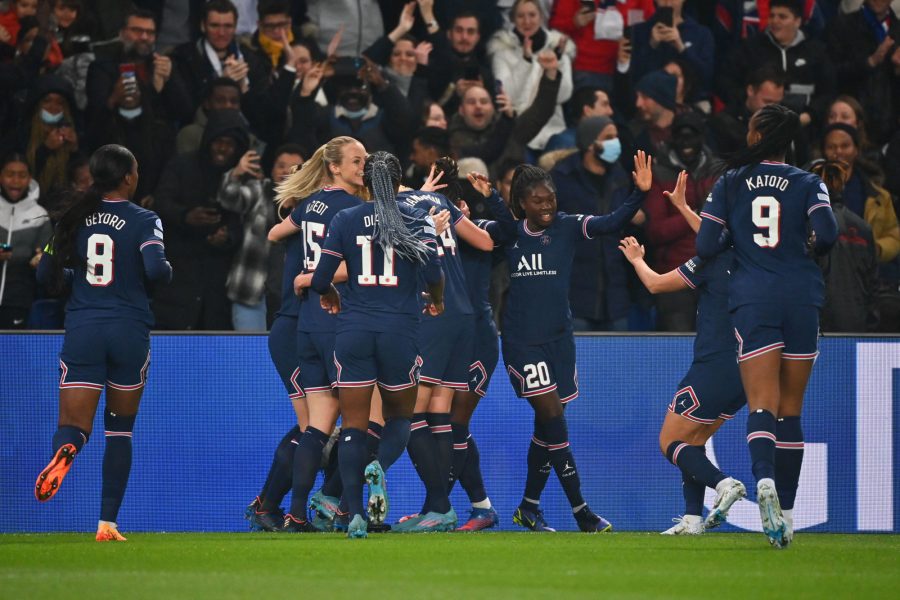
left=218, top=172, right=272, bottom=306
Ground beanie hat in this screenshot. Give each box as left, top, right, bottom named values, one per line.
left=635, top=71, right=678, bottom=111
left=576, top=116, right=614, bottom=152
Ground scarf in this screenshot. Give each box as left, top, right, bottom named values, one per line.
left=201, top=38, right=242, bottom=76
left=257, top=29, right=294, bottom=68
left=862, top=3, right=891, bottom=44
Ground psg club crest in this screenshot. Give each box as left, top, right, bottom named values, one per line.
left=540, top=235, right=551, bottom=246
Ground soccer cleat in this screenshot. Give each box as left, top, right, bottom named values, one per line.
left=704, top=477, right=747, bottom=530
left=661, top=515, right=704, bottom=535
left=456, top=506, right=500, bottom=532
left=280, top=514, right=318, bottom=533
left=757, top=479, right=787, bottom=549
left=389, top=513, right=425, bottom=533
left=310, top=513, right=334, bottom=532
left=364, top=460, right=388, bottom=525
left=309, top=491, right=341, bottom=520
left=512, top=506, right=556, bottom=532
left=782, top=510, right=794, bottom=548
left=347, top=514, right=368, bottom=539
left=244, top=496, right=261, bottom=521
left=392, top=509, right=457, bottom=533
left=35, top=444, right=78, bottom=502
left=332, top=510, right=350, bottom=533
left=574, top=507, right=613, bottom=533
left=248, top=509, right=284, bottom=532
left=95, top=523, right=127, bottom=542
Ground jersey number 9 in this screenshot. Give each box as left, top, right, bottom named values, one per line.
left=752, top=195, right=780, bottom=248
left=86, top=233, right=114, bottom=286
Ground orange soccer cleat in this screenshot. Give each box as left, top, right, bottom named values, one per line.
left=96, top=522, right=127, bottom=542
left=34, top=444, right=78, bottom=502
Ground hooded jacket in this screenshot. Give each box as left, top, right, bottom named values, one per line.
left=0, top=180, right=52, bottom=310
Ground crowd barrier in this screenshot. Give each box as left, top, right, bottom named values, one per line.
left=1, top=333, right=897, bottom=533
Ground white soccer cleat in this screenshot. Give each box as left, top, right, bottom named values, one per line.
left=782, top=509, right=794, bottom=547
left=661, top=515, right=704, bottom=535
left=756, top=478, right=786, bottom=549
left=704, top=477, right=747, bottom=530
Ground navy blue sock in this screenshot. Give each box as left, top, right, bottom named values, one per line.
left=260, top=425, right=301, bottom=512
left=747, top=409, right=777, bottom=482
left=100, top=411, right=136, bottom=523
left=52, top=425, right=89, bottom=454
left=337, top=428, right=368, bottom=519
left=682, top=472, right=704, bottom=517
left=776, top=416, right=804, bottom=510
left=427, top=413, right=452, bottom=491
left=406, top=413, right=449, bottom=514
left=520, top=421, right=552, bottom=510
left=542, top=415, right=585, bottom=510
left=289, top=426, right=330, bottom=518
left=377, top=417, right=411, bottom=470
left=450, top=423, right=469, bottom=489
left=458, top=433, right=488, bottom=504
left=321, top=438, right=343, bottom=498
left=665, top=441, right=726, bottom=488
left=366, top=421, right=383, bottom=462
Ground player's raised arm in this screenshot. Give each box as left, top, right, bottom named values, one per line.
left=619, top=237, right=687, bottom=294
left=583, top=150, right=652, bottom=237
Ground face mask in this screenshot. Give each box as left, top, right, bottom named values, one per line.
left=118, top=106, right=143, bottom=120
left=41, top=109, right=64, bottom=125
left=594, top=137, right=621, bottom=164
left=342, top=106, right=368, bottom=120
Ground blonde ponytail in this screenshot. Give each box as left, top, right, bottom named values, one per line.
left=274, top=136, right=364, bottom=213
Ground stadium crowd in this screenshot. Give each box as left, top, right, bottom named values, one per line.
left=1, top=0, right=899, bottom=333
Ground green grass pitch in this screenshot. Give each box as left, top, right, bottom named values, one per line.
left=1, top=533, right=897, bottom=599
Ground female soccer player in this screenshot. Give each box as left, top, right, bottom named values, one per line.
left=486, top=152, right=653, bottom=532
left=619, top=171, right=747, bottom=535
left=310, top=151, right=444, bottom=539
left=247, top=136, right=364, bottom=532
left=696, top=104, right=838, bottom=548
left=34, top=144, right=172, bottom=542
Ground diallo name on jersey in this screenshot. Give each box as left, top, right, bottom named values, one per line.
left=84, top=212, right=127, bottom=230
left=745, top=174, right=790, bottom=192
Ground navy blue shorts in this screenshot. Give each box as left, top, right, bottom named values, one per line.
left=297, top=330, right=338, bottom=393
left=59, top=321, right=150, bottom=391
left=334, top=330, right=421, bottom=391
left=732, top=303, right=820, bottom=362
left=418, top=314, right=474, bottom=391
left=669, top=356, right=746, bottom=424
left=468, top=314, right=499, bottom=397
left=268, top=315, right=302, bottom=400
left=502, top=336, right=578, bottom=403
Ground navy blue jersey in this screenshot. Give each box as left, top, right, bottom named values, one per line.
left=289, top=187, right=363, bottom=331
left=398, top=190, right=473, bottom=316
left=676, top=251, right=735, bottom=362
left=699, top=162, right=836, bottom=309
left=276, top=232, right=303, bottom=318
left=63, top=199, right=171, bottom=328
left=311, top=201, right=442, bottom=339
left=459, top=229, right=493, bottom=321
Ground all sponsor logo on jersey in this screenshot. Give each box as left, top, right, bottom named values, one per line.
left=512, top=253, right=557, bottom=278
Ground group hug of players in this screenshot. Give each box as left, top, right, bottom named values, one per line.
left=32, top=103, right=837, bottom=548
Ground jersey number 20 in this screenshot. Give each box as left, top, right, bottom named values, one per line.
left=752, top=195, right=780, bottom=248
left=86, top=233, right=114, bottom=286
left=356, top=236, right=398, bottom=286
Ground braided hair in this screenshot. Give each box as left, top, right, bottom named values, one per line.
left=726, top=104, right=800, bottom=171
left=509, top=163, right=555, bottom=220
left=364, top=151, right=431, bottom=265
left=433, top=156, right=462, bottom=203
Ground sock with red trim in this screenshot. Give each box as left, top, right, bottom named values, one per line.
left=406, top=413, right=449, bottom=514
left=426, top=412, right=452, bottom=492
left=665, top=441, right=726, bottom=488
left=747, top=409, right=777, bottom=482
left=775, top=416, right=804, bottom=510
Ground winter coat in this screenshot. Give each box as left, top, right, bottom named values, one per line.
left=630, top=16, right=715, bottom=97
left=0, top=181, right=52, bottom=310
left=307, top=0, right=385, bottom=57
left=487, top=27, right=575, bottom=150
left=859, top=171, right=900, bottom=264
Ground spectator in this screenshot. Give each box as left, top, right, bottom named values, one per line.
left=550, top=116, right=635, bottom=331
left=405, top=126, right=450, bottom=188
left=421, top=100, right=448, bottom=129
left=176, top=77, right=245, bottom=155
left=0, top=0, right=38, bottom=58
left=264, top=143, right=304, bottom=326
left=306, top=0, right=385, bottom=57
left=0, top=152, right=51, bottom=329
left=86, top=8, right=193, bottom=126
left=629, top=69, right=677, bottom=155
left=662, top=57, right=709, bottom=114
left=708, top=67, right=784, bottom=156
left=151, top=109, right=248, bottom=330
left=245, top=0, right=298, bottom=73
left=488, top=0, right=575, bottom=151
left=550, top=0, right=654, bottom=91
left=427, top=8, right=496, bottom=115
left=643, top=111, right=717, bottom=331
left=629, top=0, right=715, bottom=98
left=51, top=0, right=95, bottom=59
left=544, top=85, right=614, bottom=152
left=825, top=95, right=880, bottom=163
left=719, top=0, right=834, bottom=130
left=822, top=124, right=900, bottom=268
left=448, top=50, right=561, bottom=175
left=0, top=17, right=47, bottom=135
left=170, top=0, right=269, bottom=125
left=827, top=0, right=900, bottom=145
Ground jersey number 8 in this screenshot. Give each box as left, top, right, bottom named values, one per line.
left=752, top=195, right=780, bottom=248
left=86, top=233, right=114, bottom=286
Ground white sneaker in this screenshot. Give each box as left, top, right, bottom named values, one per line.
left=782, top=509, right=794, bottom=547
left=704, top=477, right=747, bottom=530
left=757, top=478, right=786, bottom=549
left=661, top=515, right=704, bottom=535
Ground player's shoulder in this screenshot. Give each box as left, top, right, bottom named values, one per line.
left=324, top=187, right=364, bottom=209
